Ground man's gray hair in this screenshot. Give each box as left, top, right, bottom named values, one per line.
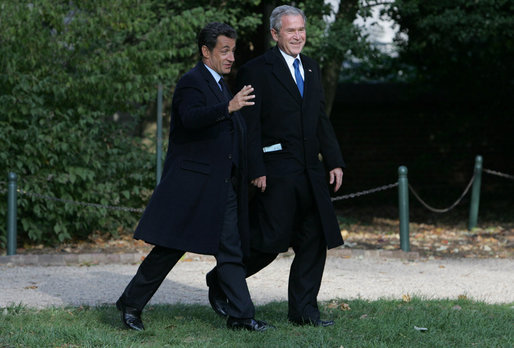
left=269, top=5, right=306, bottom=32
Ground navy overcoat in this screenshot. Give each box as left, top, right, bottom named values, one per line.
left=134, top=62, right=249, bottom=256
left=238, top=46, right=345, bottom=252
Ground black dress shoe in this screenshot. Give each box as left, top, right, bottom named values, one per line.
left=227, top=317, right=274, bottom=332
left=116, top=299, right=144, bottom=331
left=290, top=318, right=335, bottom=327
left=206, top=271, right=228, bottom=317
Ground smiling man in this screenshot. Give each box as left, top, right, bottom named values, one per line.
left=206, top=6, right=346, bottom=327
left=115, top=22, right=272, bottom=332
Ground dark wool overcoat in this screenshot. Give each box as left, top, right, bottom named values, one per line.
left=134, top=62, right=249, bottom=256
left=238, top=46, right=345, bottom=252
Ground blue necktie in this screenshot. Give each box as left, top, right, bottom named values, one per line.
left=293, top=58, right=304, bottom=97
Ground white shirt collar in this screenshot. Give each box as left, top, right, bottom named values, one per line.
left=204, top=63, right=223, bottom=86
left=278, top=48, right=304, bottom=81
left=279, top=48, right=299, bottom=66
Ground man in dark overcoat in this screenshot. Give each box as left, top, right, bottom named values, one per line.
left=207, top=5, right=345, bottom=327
left=115, top=22, right=271, bottom=332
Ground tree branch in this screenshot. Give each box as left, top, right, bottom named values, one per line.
left=361, top=1, right=394, bottom=9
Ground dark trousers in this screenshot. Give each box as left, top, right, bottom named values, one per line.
left=251, top=173, right=327, bottom=322
left=209, top=172, right=327, bottom=322
left=119, top=184, right=255, bottom=319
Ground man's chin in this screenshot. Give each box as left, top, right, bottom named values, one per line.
left=289, top=48, right=303, bottom=56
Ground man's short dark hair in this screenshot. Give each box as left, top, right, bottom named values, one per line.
left=198, top=22, right=237, bottom=57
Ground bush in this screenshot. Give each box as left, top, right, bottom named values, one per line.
left=0, top=0, right=259, bottom=246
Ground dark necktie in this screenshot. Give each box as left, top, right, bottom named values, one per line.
left=293, top=58, right=304, bottom=97
left=219, top=77, right=232, bottom=101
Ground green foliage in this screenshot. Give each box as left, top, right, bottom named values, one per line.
left=299, top=0, right=368, bottom=68
left=0, top=0, right=259, bottom=246
left=388, top=0, right=514, bottom=92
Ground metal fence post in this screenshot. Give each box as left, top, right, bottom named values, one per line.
left=7, top=172, right=17, bottom=255
left=398, top=166, right=410, bottom=252
left=468, top=155, right=483, bottom=230
left=156, top=84, right=163, bottom=185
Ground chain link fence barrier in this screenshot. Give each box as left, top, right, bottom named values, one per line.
left=1, top=166, right=512, bottom=215
left=2, top=164, right=513, bottom=255
left=483, top=168, right=514, bottom=180
left=331, top=183, right=398, bottom=201
left=407, top=174, right=475, bottom=213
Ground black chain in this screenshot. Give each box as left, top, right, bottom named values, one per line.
left=483, top=168, right=514, bottom=180
left=2, top=166, right=511, bottom=213
left=408, top=174, right=475, bottom=213
left=331, top=183, right=398, bottom=201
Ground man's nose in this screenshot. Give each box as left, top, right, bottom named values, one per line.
left=292, top=30, right=301, bottom=39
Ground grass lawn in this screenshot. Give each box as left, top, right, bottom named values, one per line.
left=1, top=298, right=512, bottom=347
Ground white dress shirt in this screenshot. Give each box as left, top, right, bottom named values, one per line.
left=278, top=49, right=304, bottom=84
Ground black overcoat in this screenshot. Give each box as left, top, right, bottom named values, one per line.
left=134, top=62, right=249, bottom=256
left=238, top=46, right=345, bottom=252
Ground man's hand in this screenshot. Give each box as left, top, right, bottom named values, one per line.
left=251, top=176, right=266, bottom=192
left=329, top=168, right=343, bottom=192
left=228, top=85, right=255, bottom=113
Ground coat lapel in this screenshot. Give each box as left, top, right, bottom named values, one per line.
left=267, top=47, right=303, bottom=104
left=197, top=62, right=226, bottom=103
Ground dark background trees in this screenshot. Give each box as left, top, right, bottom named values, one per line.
left=1, top=0, right=512, bottom=247
left=330, top=0, right=513, bottom=212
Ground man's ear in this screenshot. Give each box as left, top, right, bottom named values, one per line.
left=270, top=28, right=279, bottom=42
left=201, top=45, right=210, bottom=60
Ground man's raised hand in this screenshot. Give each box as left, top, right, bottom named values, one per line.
left=228, top=85, right=255, bottom=113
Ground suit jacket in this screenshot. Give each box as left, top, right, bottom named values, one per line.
left=238, top=46, right=345, bottom=251
left=134, top=61, right=249, bottom=256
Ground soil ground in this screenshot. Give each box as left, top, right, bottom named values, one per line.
left=13, top=205, right=513, bottom=259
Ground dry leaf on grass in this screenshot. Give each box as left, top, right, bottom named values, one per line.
left=327, top=301, right=339, bottom=309
left=327, top=301, right=351, bottom=311
left=340, top=303, right=351, bottom=311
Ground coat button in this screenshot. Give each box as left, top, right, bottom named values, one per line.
left=225, top=178, right=230, bottom=183
left=228, top=154, right=232, bottom=160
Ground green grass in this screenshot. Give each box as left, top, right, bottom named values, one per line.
left=1, top=299, right=512, bottom=347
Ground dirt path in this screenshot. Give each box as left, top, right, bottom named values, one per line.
left=1, top=255, right=512, bottom=309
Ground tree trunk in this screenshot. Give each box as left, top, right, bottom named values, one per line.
left=322, top=0, right=359, bottom=117
left=322, top=58, right=342, bottom=118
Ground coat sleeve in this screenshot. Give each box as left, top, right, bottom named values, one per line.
left=314, top=64, right=346, bottom=170
left=174, top=74, right=230, bottom=129
left=237, top=64, right=266, bottom=180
